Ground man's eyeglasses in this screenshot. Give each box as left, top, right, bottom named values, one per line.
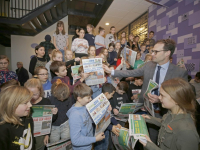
left=151, top=50, right=169, bottom=55
left=38, top=74, right=48, bottom=76
left=0, top=62, right=8, bottom=65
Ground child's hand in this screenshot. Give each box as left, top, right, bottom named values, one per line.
left=114, top=58, right=117, bottom=61
left=112, top=125, right=120, bottom=136
left=75, top=57, right=80, bottom=61
left=108, top=105, right=112, bottom=111
left=78, top=43, right=83, bottom=47
left=113, top=108, right=119, bottom=115
left=141, top=114, right=151, bottom=120
left=131, top=94, right=138, bottom=100
left=139, top=135, right=152, bottom=147
left=117, top=124, right=122, bottom=129
left=43, top=135, right=49, bottom=145
left=83, top=45, right=88, bottom=49
left=95, top=132, right=105, bottom=142
left=51, top=108, right=58, bottom=115
left=71, top=73, right=74, bottom=77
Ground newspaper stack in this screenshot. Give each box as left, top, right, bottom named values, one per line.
left=46, top=138, right=72, bottom=150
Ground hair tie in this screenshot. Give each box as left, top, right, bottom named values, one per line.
left=56, top=79, right=62, bottom=85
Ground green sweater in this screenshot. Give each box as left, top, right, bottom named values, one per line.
left=145, top=112, right=199, bottom=150
left=134, top=59, right=144, bottom=69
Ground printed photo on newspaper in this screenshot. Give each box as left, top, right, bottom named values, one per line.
left=111, top=127, right=132, bottom=150
left=143, top=79, right=158, bottom=116
left=71, top=65, right=82, bottom=81
left=129, top=114, right=149, bottom=140
left=132, top=89, right=141, bottom=103
left=86, top=93, right=111, bottom=136
left=46, top=138, right=72, bottom=150
left=82, top=58, right=104, bottom=86
left=32, top=105, right=54, bottom=137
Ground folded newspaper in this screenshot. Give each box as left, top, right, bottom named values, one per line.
left=121, top=48, right=137, bottom=67
left=71, top=65, right=82, bottom=81
left=46, top=138, right=72, bottom=150
left=143, top=79, right=158, bottom=116
left=86, top=93, right=111, bottom=136
left=82, top=58, right=104, bottom=86
left=32, top=105, right=54, bottom=137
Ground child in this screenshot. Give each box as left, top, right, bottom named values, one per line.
left=144, top=38, right=150, bottom=53
left=84, top=24, right=95, bottom=46
left=115, top=42, right=121, bottom=54
left=0, top=86, right=34, bottom=150
left=110, top=81, right=130, bottom=115
left=53, top=21, right=69, bottom=61
left=24, top=78, right=58, bottom=150
left=121, top=37, right=126, bottom=48
left=49, top=79, right=75, bottom=143
left=116, top=47, right=124, bottom=67
left=71, top=28, right=89, bottom=58
left=65, top=49, right=80, bottom=84
left=134, top=35, right=140, bottom=51
left=190, top=72, right=200, bottom=99
left=88, top=46, right=96, bottom=58
left=34, top=66, right=52, bottom=98
left=0, top=55, right=18, bottom=85
left=107, top=43, right=117, bottom=66
left=0, top=79, right=20, bottom=91
left=127, top=77, right=143, bottom=102
left=94, top=83, right=122, bottom=150
left=95, top=26, right=106, bottom=55
left=100, top=48, right=109, bottom=64
left=140, top=44, right=147, bottom=61
left=134, top=51, right=144, bottom=69
left=45, top=48, right=53, bottom=81
left=149, top=46, right=153, bottom=54
left=105, top=26, right=117, bottom=48
left=67, top=83, right=105, bottom=150
left=49, top=49, right=63, bottom=80
left=29, top=45, right=47, bottom=76
left=140, top=78, right=199, bottom=149
left=80, top=56, right=89, bottom=65
left=50, top=61, right=88, bottom=94
left=144, top=54, right=152, bottom=62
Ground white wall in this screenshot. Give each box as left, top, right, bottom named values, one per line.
left=11, top=16, right=69, bottom=76
left=0, top=44, right=11, bottom=70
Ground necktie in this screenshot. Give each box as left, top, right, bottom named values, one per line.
left=154, top=66, right=161, bottom=95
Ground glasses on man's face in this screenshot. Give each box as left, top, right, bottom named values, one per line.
left=38, top=74, right=48, bottom=76
left=0, top=62, right=8, bottom=65
left=151, top=50, right=169, bottom=55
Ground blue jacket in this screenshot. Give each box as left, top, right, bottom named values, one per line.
left=67, top=105, right=96, bottom=150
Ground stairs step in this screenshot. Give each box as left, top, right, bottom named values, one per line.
left=56, top=3, right=63, bottom=17
left=31, top=17, right=43, bottom=29
left=50, top=7, right=58, bottom=20
left=37, top=14, right=48, bottom=26
left=44, top=10, right=53, bottom=23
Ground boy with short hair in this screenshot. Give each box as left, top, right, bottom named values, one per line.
left=50, top=61, right=88, bottom=93
left=190, top=72, right=200, bottom=99
left=140, top=44, right=147, bottom=61
left=67, top=83, right=105, bottom=150
left=94, top=83, right=122, bottom=150
left=149, top=31, right=155, bottom=47
left=45, top=49, right=54, bottom=81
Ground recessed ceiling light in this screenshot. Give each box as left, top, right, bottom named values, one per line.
left=97, top=4, right=98, bottom=5
left=105, top=23, right=109, bottom=25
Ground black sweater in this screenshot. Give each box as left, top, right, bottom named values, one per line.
left=29, top=56, right=46, bottom=75
left=0, top=117, right=35, bottom=150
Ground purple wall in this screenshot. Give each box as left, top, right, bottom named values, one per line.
left=148, top=0, right=200, bottom=77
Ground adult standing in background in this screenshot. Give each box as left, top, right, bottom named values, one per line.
left=39, top=35, right=55, bottom=62
left=53, top=21, right=69, bottom=61
left=16, top=62, right=29, bottom=86
left=105, top=26, right=117, bottom=49
left=149, top=31, right=156, bottom=47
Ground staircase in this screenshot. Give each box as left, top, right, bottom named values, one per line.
left=0, top=0, right=113, bottom=47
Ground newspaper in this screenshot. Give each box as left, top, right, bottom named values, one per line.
left=119, top=103, right=143, bottom=114
left=132, top=89, right=141, bottom=103
left=46, top=138, right=72, bottom=150
left=121, top=48, right=137, bottom=67
left=71, top=65, right=82, bottom=81
left=137, top=62, right=146, bottom=68
left=129, top=114, right=149, bottom=140
left=86, top=93, right=111, bottom=136
left=111, top=127, right=132, bottom=150
left=32, top=105, right=54, bottom=137
left=143, top=79, right=158, bottom=116
left=82, top=58, right=104, bottom=86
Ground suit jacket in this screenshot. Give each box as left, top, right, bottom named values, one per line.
left=16, top=67, right=29, bottom=86
left=114, top=61, right=188, bottom=103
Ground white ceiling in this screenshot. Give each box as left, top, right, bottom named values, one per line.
left=96, top=0, right=152, bottom=34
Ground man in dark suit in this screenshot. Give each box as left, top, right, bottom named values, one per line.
left=103, top=39, right=188, bottom=143
left=16, top=62, right=29, bottom=86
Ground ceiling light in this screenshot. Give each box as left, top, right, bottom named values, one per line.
left=97, top=4, right=98, bottom=5
left=105, top=23, right=109, bottom=25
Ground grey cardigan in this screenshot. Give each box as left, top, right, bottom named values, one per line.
left=145, top=112, right=199, bottom=150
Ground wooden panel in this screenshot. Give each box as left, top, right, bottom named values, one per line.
left=44, top=10, right=53, bottom=23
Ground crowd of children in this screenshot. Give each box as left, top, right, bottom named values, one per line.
left=0, top=21, right=200, bottom=150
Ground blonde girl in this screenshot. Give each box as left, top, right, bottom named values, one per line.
left=24, top=78, right=58, bottom=150
left=53, top=21, right=69, bottom=61
left=84, top=24, right=95, bottom=46
left=100, top=48, right=109, bottom=64
left=88, top=46, right=96, bottom=58
left=0, top=86, right=33, bottom=150
left=95, top=26, right=106, bottom=55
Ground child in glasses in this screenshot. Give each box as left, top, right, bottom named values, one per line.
left=34, top=66, right=52, bottom=98
left=0, top=55, right=18, bottom=85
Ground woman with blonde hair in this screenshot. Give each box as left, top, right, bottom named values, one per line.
left=140, top=78, right=199, bottom=150
left=84, top=24, right=95, bottom=46
left=0, top=85, right=34, bottom=149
